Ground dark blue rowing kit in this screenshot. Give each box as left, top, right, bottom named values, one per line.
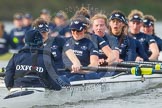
left=151, top=34, right=162, bottom=51
left=9, top=27, right=26, bottom=50
left=130, top=32, right=156, bottom=57
left=44, top=36, right=67, bottom=75
left=4, top=46, right=69, bottom=90
left=102, top=33, right=120, bottom=51
left=50, top=24, right=70, bottom=37
left=63, top=37, right=99, bottom=81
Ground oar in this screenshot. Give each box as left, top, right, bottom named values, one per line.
left=112, top=62, right=162, bottom=70
left=112, top=62, right=154, bottom=67
left=4, top=88, right=45, bottom=99
left=4, top=90, right=34, bottom=99
left=149, top=60, right=162, bottom=63
left=58, top=66, right=162, bottom=76
left=58, top=66, right=130, bottom=72
left=127, top=61, right=162, bottom=65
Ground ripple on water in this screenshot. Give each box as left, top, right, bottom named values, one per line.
left=30, top=88, right=162, bottom=108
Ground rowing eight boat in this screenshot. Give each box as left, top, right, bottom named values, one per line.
left=0, top=74, right=162, bottom=107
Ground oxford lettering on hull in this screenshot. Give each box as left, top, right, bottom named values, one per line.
left=16, top=65, right=44, bottom=73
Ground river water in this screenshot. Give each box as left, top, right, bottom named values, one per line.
left=0, top=22, right=162, bottom=108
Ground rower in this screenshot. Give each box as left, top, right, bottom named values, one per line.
left=63, top=16, right=99, bottom=81
left=39, top=9, right=55, bottom=34
left=141, top=15, right=162, bottom=52
left=91, top=13, right=120, bottom=63
left=23, top=13, right=33, bottom=32
left=108, top=10, right=148, bottom=62
left=73, top=7, right=119, bottom=65
left=4, top=29, right=68, bottom=91
left=51, top=10, right=71, bottom=37
left=32, top=18, right=82, bottom=75
left=9, top=13, right=26, bottom=50
left=128, top=9, right=159, bottom=60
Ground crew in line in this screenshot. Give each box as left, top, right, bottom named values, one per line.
left=128, top=9, right=159, bottom=60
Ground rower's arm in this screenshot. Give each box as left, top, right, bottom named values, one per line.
left=101, top=45, right=116, bottom=65
left=89, top=55, right=99, bottom=67
left=74, top=55, right=99, bottom=74
left=113, top=50, right=120, bottom=62
left=149, top=43, right=159, bottom=60
left=65, top=49, right=82, bottom=72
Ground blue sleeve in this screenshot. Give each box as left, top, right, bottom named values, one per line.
left=88, top=41, right=99, bottom=56
left=153, top=35, right=162, bottom=51
left=4, top=54, right=16, bottom=88
left=135, top=40, right=149, bottom=61
left=63, top=40, right=71, bottom=52
left=147, top=35, right=156, bottom=44
left=97, top=36, right=108, bottom=49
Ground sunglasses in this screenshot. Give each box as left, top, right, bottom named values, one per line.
left=71, top=29, right=83, bottom=32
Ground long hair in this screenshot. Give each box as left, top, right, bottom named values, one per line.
left=143, top=15, right=156, bottom=35
left=108, top=10, right=127, bottom=45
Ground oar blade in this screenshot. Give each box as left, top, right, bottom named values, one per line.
left=4, top=90, right=34, bottom=99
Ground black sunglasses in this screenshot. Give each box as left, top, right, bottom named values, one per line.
left=71, top=29, right=83, bottom=32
